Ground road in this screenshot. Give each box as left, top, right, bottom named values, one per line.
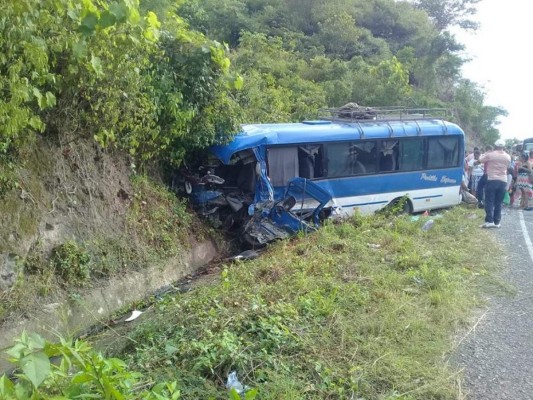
left=455, top=206, right=533, bottom=399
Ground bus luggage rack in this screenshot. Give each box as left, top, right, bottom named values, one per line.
left=318, top=104, right=451, bottom=123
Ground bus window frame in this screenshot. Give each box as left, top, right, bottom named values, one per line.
left=265, top=135, right=463, bottom=184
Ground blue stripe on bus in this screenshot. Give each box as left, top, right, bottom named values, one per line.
left=313, top=169, right=462, bottom=198
left=343, top=200, right=389, bottom=207
left=273, top=169, right=462, bottom=201
left=413, top=195, right=443, bottom=200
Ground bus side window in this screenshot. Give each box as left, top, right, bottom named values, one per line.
left=268, top=147, right=299, bottom=186
left=379, top=141, right=399, bottom=172
left=399, top=139, right=424, bottom=171
left=298, top=145, right=324, bottom=179
left=427, top=137, right=460, bottom=169
left=326, top=141, right=377, bottom=177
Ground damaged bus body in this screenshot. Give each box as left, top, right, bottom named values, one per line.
left=183, top=107, right=465, bottom=245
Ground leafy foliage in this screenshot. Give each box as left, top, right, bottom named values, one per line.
left=413, top=0, right=481, bottom=31
left=0, top=0, right=241, bottom=171
left=178, top=0, right=502, bottom=144
left=50, top=240, right=91, bottom=285
left=128, top=175, right=192, bottom=259
left=0, top=332, right=181, bottom=399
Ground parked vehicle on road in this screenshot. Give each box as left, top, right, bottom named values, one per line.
left=521, top=138, right=533, bottom=153
left=181, top=106, right=465, bottom=245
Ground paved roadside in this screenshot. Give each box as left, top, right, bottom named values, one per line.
left=455, top=206, right=533, bottom=399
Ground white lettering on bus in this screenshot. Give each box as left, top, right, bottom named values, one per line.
left=440, top=176, right=457, bottom=184
left=420, top=173, right=437, bottom=182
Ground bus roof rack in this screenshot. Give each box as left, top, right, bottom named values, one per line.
left=318, top=104, right=451, bottom=123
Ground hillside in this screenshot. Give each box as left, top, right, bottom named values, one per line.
left=0, top=138, right=222, bottom=345
left=0, top=0, right=510, bottom=397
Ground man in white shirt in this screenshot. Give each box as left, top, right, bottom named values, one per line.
left=476, top=139, right=511, bottom=228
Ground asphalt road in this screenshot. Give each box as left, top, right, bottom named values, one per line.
left=454, top=206, right=533, bottom=399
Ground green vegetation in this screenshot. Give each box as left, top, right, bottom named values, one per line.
left=0, top=0, right=241, bottom=190
left=128, top=176, right=193, bottom=260
left=0, top=0, right=510, bottom=397
left=0, top=332, right=182, bottom=399
left=0, top=207, right=502, bottom=400
left=50, top=241, right=92, bottom=286
left=2, top=207, right=503, bottom=399
left=176, top=0, right=505, bottom=144
left=0, top=0, right=505, bottom=186
left=91, top=206, right=500, bottom=399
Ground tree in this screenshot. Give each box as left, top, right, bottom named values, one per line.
left=317, top=12, right=362, bottom=60
left=412, top=0, right=481, bottom=31
left=453, top=79, right=507, bottom=145
left=0, top=0, right=241, bottom=170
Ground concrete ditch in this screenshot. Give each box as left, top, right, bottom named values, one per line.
left=0, top=239, right=219, bottom=372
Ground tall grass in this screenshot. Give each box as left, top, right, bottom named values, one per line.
left=118, top=206, right=502, bottom=399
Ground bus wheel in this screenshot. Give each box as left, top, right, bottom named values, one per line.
left=388, top=197, right=412, bottom=215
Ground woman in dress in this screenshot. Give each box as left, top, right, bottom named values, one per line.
left=515, top=152, right=532, bottom=209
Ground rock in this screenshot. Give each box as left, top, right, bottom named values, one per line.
left=0, top=253, right=18, bottom=292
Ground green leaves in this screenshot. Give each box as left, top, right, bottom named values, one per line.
left=99, top=10, right=117, bottom=28
left=32, top=88, right=56, bottom=109
left=80, top=12, right=99, bottom=35
left=0, top=375, right=16, bottom=396
left=1, top=333, right=183, bottom=399
left=21, top=352, right=51, bottom=388
left=144, top=11, right=161, bottom=42
left=0, top=0, right=240, bottom=172
left=4, top=332, right=51, bottom=390
left=109, top=1, right=129, bottom=23
left=89, top=54, right=104, bottom=77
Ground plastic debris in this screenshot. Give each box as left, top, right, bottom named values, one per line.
left=421, top=219, right=434, bottom=231
left=232, top=249, right=261, bottom=261
left=410, top=215, right=420, bottom=222
left=124, top=310, right=143, bottom=322
left=367, top=243, right=381, bottom=249
left=226, top=371, right=245, bottom=394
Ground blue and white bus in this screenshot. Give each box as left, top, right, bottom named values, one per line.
left=183, top=107, right=465, bottom=244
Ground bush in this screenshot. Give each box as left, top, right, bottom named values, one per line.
left=50, top=241, right=91, bottom=285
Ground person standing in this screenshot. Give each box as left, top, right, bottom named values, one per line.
left=476, top=145, right=492, bottom=208
left=468, top=149, right=484, bottom=199
left=476, top=139, right=511, bottom=228
left=464, top=146, right=479, bottom=185
left=515, top=152, right=532, bottom=209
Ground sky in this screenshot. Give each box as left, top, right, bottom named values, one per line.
left=452, top=0, right=531, bottom=141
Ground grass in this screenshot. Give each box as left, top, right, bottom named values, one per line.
left=111, top=206, right=505, bottom=399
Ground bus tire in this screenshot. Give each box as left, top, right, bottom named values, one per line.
left=389, top=197, right=412, bottom=215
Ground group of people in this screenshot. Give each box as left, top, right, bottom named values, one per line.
left=463, top=139, right=530, bottom=228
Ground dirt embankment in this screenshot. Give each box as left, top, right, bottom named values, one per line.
left=0, top=139, right=220, bottom=352
left=1, top=140, right=132, bottom=287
